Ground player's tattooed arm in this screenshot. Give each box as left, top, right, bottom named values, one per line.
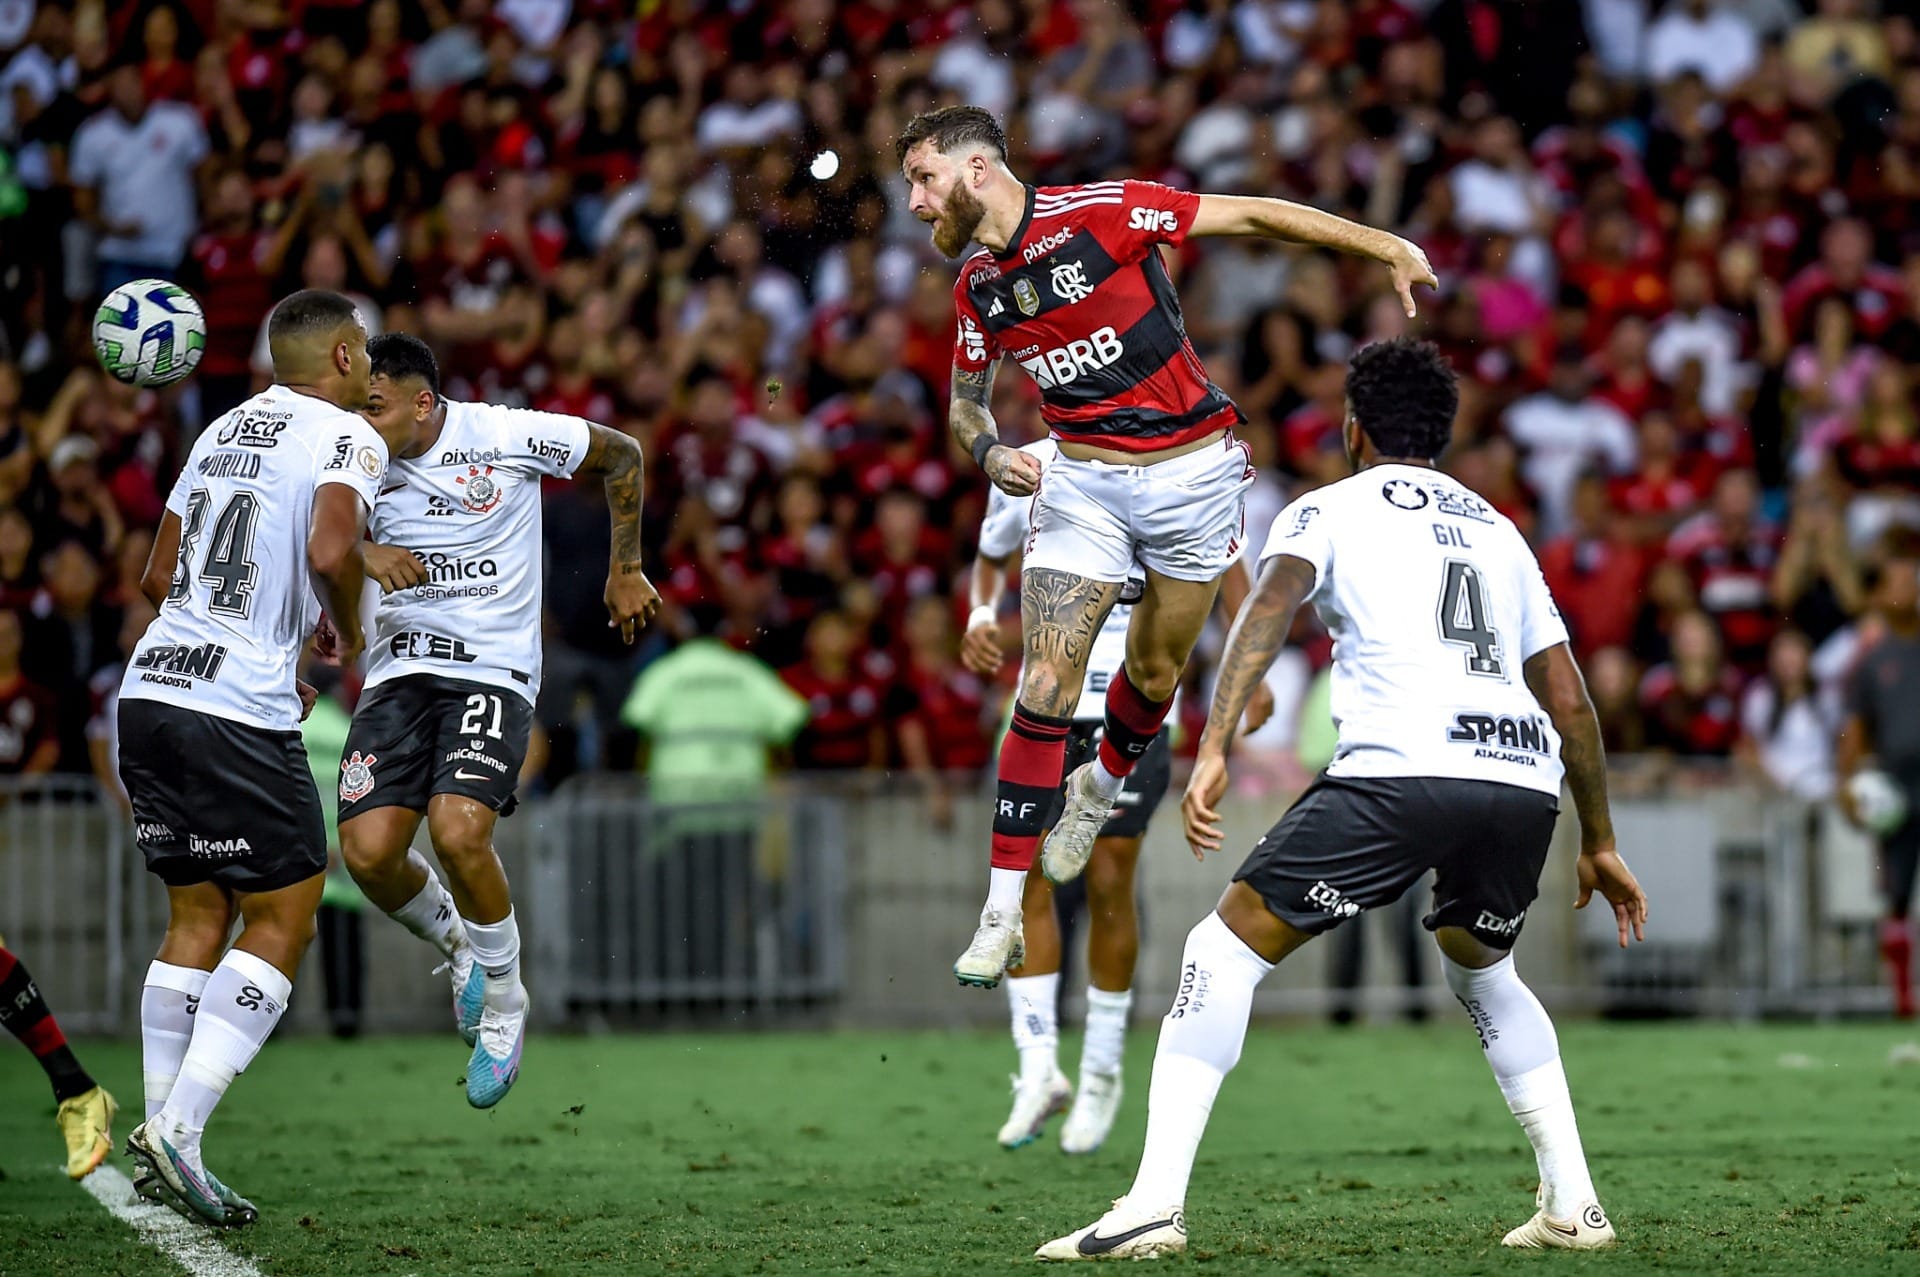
left=1188, top=195, right=1438, bottom=317
left=579, top=423, right=660, bottom=643
left=1018, top=568, right=1123, bottom=716
left=1523, top=645, right=1615, bottom=851
left=951, top=361, right=1041, bottom=497
left=1198, top=554, right=1316, bottom=759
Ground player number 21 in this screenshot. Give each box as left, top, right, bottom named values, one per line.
left=459, top=693, right=505, bottom=740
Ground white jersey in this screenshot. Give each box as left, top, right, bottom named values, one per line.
left=122, top=386, right=388, bottom=731
left=978, top=440, right=1141, bottom=722
left=1262, top=463, right=1570, bottom=797
left=363, top=399, right=592, bottom=703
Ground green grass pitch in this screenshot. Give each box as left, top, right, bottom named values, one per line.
left=3, top=1023, right=1918, bottom=1275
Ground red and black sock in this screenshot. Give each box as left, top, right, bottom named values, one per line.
left=1881, top=917, right=1915, bottom=1018
left=0, top=946, right=96, bottom=1102
left=991, top=704, right=1073, bottom=870
left=1096, top=665, right=1175, bottom=779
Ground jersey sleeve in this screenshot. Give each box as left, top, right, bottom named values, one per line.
left=1515, top=545, right=1571, bottom=662
left=499, top=405, right=595, bottom=478
left=1105, top=180, right=1202, bottom=258
left=1260, top=493, right=1332, bottom=591
left=315, top=417, right=389, bottom=510
left=952, top=263, right=1001, bottom=376
left=977, top=483, right=1032, bottom=560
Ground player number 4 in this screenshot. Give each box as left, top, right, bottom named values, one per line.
left=1437, top=559, right=1503, bottom=678
left=459, top=693, right=505, bottom=740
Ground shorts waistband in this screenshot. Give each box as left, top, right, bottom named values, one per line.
left=1057, top=432, right=1245, bottom=480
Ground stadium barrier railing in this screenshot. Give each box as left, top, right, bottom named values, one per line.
left=0, top=765, right=1895, bottom=1034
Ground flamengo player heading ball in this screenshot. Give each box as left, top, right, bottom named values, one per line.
left=894, top=106, right=1438, bottom=987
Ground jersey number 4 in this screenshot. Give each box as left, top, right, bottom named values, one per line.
left=169, top=489, right=260, bottom=618
left=1437, top=559, right=1503, bottom=678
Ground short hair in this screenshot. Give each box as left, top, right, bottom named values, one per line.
left=894, top=106, right=1007, bottom=165
left=367, top=332, right=441, bottom=397
left=1345, top=338, right=1459, bottom=461
left=266, top=289, right=361, bottom=349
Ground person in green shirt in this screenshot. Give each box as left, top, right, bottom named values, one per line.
left=620, top=611, right=811, bottom=985
left=620, top=617, right=811, bottom=809
left=302, top=669, right=365, bottom=1038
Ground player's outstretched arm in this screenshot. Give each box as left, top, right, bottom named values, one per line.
left=578, top=423, right=661, bottom=644
left=309, top=485, right=370, bottom=669
left=1215, top=557, right=1277, bottom=733
left=1523, top=643, right=1648, bottom=947
left=1182, top=554, right=1316, bottom=857
left=950, top=361, right=1039, bottom=497
left=1188, top=195, right=1438, bottom=317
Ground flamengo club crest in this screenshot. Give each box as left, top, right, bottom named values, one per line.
left=340, top=751, right=377, bottom=803
left=1050, top=259, right=1093, bottom=303
left=456, top=464, right=502, bottom=513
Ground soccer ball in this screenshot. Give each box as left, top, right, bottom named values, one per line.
left=1847, top=769, right=1908, bottom=835
left=93, top=280, right=206, bottom=387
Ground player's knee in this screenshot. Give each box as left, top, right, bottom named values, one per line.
left=1084, top=847, right=1137, bottom=909
left=430, top=821, right=495, bottom=875
left=1018, top=664, right=1076, bottom=718
left=1120, top=655, right=1180, bottom=702
left=338, top=824, right=405, bottom=884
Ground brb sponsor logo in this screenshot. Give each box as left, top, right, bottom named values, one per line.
left=389, top=631, right=478, bottom=663
left=1021, top=226, right=1074, bottom=264
left=1017, top=325, right=1124, bottom=390
left=1128, top=206, right=1178, bottom=234
left=1170, top=959, right=1211, bottom=1018
left=135, top=641, right=228, bottom=688
left=1448, top=712, right=1552, bottom=766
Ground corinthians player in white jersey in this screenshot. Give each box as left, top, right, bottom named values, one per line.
left=967, top=438, right=1272, bottom=1156
left=1038, top=339, right=1649, bottom=1262
left=339, top=333, right=658, bottom=1108
left=121, top=290, right=398, bottom=1228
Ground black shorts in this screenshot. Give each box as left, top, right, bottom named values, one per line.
left=1043, top=723, right=1172, bottom=841
left=118, top=699, right=327, bottom=893
left=338, top=675, right=532, bottom=821
left=1233, top=774, right=1560, bottom=951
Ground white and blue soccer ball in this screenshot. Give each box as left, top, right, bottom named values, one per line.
left=92, top=279, right=206, bottom=387
left=1848, top=769, right=1909, bottom=835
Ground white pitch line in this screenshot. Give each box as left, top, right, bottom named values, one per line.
left=77, top=1163, right=265, bottom=1277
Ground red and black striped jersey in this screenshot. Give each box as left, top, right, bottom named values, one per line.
left=952, top=180, right=1242, bottom=453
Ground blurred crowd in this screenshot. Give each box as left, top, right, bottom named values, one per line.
left=1, top=0, right=1918, bottom=801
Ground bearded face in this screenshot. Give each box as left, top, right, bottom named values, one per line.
left=930, top=177, right=987, bottom=258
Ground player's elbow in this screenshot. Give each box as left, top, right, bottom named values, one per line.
left=139, top=562, right=172, bottom=607
left=308, top=534, right=360, bottom=581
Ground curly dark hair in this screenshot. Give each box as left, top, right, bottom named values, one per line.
left=367, top=331, right=441, bottom=396
left=894, top=106, right=1007, bottom=165
left=1344, top=337, right=1459, bottom=461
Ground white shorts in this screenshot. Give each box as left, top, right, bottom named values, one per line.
left=1024, top=435, right=1254, bottom=583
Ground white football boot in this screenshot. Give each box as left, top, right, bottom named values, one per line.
left=997, top=1069, right=1072, bottom=1149
left=954, top=908, right=1024, bottom=988
left=1502, top=1198, right=1617, bottom=1249
left=1036, top=1197, right=1188, bottom=1261
left=1041, top=765, right=1117, bottom=884
left=1058, top=1071, right=1123, bottom=1155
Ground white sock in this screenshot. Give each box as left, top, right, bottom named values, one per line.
left=140, top=962, right=210, bottom=1121
left=1081, top=986, right=1133, bottom=1078
left=1006, top=972, right=1060, bottom=1085
left=987, top=866, right=1026, bottom=913
left=390, top=871, right=464, bottom=960
left=1443, top=954, right=1598, bottom=1218
left=1126, top=913, right=1273, bottom=1211
left=464, top=910, right=526, bottom=1012
left=1087, top=756, right=1127, bottom=800
left=157, top=949, right=291, bottom=1166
